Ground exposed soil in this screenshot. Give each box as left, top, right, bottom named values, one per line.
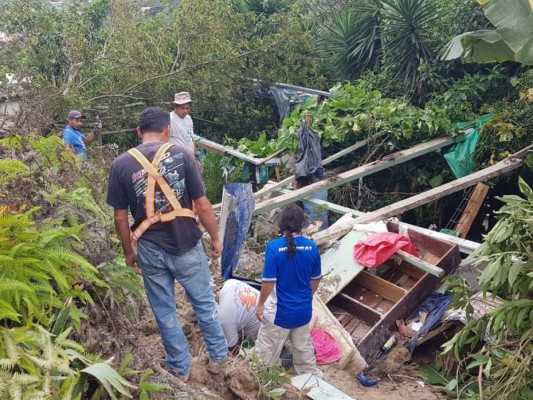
left=80, top=280, right=447, bottom=400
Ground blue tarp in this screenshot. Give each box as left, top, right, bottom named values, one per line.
left=405, top=293, right=453, bottom=353
left=220, top=183, right=255, bottom=280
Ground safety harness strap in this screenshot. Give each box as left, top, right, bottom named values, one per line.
left=127, top=143, right=196, bottom=245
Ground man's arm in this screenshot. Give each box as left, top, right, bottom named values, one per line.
left=194, top=196, right=222, bottom=257
left=113, top=209, right=139, bottom=273
left=311, top=278, right=321, bottom=295
left=83, top=131, right=97, bottom=145
left=256, top=281, right=275, bottom=322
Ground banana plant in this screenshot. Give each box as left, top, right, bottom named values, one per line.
left=443, top=0, right=533, bottom=65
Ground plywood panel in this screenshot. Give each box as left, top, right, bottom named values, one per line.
left=317, top=230, right=369, bottom=303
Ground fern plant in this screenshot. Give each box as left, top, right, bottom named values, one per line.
left=0, top=207, right=106, bottom=328
left=0, top=160, right=29, bottom=185
left=0, top=134, right=80, bottom=170
left=112, top=353, right=173, bottom=400
left=0, top=323, right=136, bottom=400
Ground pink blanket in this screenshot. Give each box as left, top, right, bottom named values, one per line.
left=311, top=327, right=342, bottom=365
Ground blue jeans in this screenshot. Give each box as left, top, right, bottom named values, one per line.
left=137, top=240, right=228, bottom=376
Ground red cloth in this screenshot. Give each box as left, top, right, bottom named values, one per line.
left=310, top=327, right=342, bottom=365
left=353, top=232, right=419, bottom=267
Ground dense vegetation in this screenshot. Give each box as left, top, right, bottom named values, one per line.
left=0, top=0, right=531, bottom=399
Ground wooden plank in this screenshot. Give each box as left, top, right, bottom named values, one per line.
left=454, top=183, right=489, bottom=238
left=312, top=157, right=523, bottom=246
left=286, top=197, right=479, bottom=254
left=416, top=322, right=455, bottom=346
left=291, top=373, right=356, bottom=400
left=511, top=143, right=533, bottom=159
left=195, top=135, right=259, bottom=164
left=393, top=262, right=426, bottom=281
left=322, top=135, right=384, bottom=165
left=396, top=250, right=445, bottom=278
left=278, top=189, right=362, bottom=216
left=195, top=135, right=285, bottom=166
left=392, top=221, right=480, bottom=255
left=255, top=147, right=286, bottom=166
left=252, top=136, right=376, bottom=200
left=338, top=313, right=354, bottom=327
left=355, top=271, right=407, bottom=302
left=254, top=136, right=460, bottom=215
left=343, top=315, right=360, bottom=333
left=331, top=293, right=382, bottom=325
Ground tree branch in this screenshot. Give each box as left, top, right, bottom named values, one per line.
left=85, top=40, right=284, bottom=104
left=86, top=94, right=152, bottom=103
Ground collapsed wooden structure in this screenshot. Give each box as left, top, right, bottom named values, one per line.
left=216, top=130, right=529, bottom=364
left=320, top=221, right=461, bottom=360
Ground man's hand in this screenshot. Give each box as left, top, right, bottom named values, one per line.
left=113, top=209, right=141, bottom=275
left=210, top=238, right=223, bottom=258
left=125, top=251, right=141, bottom=275
left=256, top=303, right=265, bottom=322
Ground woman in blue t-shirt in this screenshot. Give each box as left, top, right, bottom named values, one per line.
left=255, top=204, right=322, bottom=376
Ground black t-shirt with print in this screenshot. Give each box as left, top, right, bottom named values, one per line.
left=106, top=142, right=204, bottom=255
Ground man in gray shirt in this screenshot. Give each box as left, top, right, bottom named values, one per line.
left=170, top=91, right=196, bottom=155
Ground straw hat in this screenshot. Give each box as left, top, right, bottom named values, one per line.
left=172, top=92, right=192, bottom=105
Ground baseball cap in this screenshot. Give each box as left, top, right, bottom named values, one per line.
left=67, top=110, right=86, bottom=119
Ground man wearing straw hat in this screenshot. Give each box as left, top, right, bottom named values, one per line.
left=170, top=91, right=196, bottom=156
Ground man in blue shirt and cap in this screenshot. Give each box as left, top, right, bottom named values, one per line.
left=63, top=110, right=97, bottom=159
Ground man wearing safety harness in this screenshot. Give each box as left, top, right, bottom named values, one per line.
left=106, top=107, right=227, bottom=381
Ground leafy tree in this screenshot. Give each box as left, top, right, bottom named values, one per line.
left=0, top=0, right=319, bottom=140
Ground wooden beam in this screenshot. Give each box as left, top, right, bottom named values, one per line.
left=253, top=136, right=460, bottom=215
left=255, top=147, right=286, bottom=166
left=394, top=222, right=480, bottom=254
left=252, top=136, right=378, bottom=200
left=416, top=322, right=455, bottom=346
left=356, top=271, right=407, bottom=302
left=396, top=250, right=445, bottom=278
left=195, top=135, right=259, bottom=164
left=194, top=135, right=286, bottom=167
left=212, top=135, right=378, bottom=211
left=281, top=188, right=480, bottom=254
left=322, top=135, right=385, bottom=165
left=511, top=143, right=533, bottom=159
left=312, top=157, right=523, bottom=245
left=454, top=183, right=489, bottom=238
left=278, top=188, right=361, bottom=215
